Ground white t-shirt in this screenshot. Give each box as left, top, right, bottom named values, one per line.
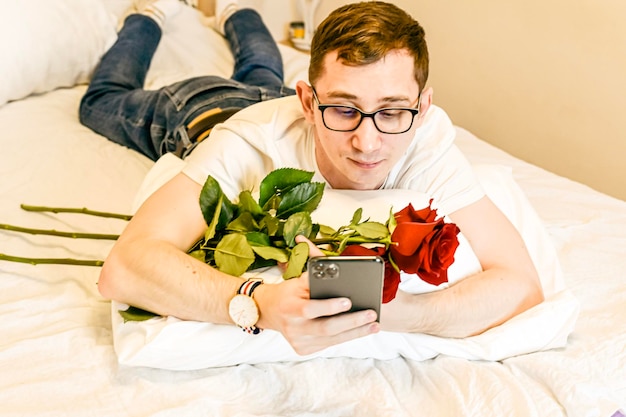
left=183, top=95, right=484, bottom=215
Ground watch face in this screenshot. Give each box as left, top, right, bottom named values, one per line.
left=228, top=294, right=259, bottom=328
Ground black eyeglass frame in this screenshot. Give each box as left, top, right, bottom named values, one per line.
left=311, top=86, right=421, bottom=134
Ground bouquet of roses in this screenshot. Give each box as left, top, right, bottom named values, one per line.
left=0, top=167, right=461, bottom=322
left=189, top=168, right=461, bottom=303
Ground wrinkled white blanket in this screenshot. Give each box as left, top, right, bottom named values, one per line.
left=112, top=155, right=579, bottom=370
left=2, top=1, right=624, bottom=415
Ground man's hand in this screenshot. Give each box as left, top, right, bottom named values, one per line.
left=254, top=235, right=380, bottom=355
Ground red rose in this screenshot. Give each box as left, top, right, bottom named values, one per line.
left=389, top=202, right=460, bottom=286
left=395, top=201, right=439, bottom=224
left=340, top=245, right=400, bottom=303
left=336, top=201, right=460, bottom=302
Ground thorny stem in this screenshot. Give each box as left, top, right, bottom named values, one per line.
left=0, top=253, right=104, bottom=266
left=0, top=223, right=119, bottom=240
left=20, top=204, right=132, bottom=221
left=0, top=204, right=127, bottom=267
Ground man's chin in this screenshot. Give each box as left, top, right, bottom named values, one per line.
left=345, top=173, right=385, bottom=190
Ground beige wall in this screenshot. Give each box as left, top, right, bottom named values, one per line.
left=397, top=0, right=626, bottom=201
left=251, top=0, right=626, bottom=201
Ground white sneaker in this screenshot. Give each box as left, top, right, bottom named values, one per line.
left=214, top=0, right=239, bottom=35
left=137, top=0, right=183, bottom=27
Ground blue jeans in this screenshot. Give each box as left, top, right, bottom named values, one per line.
left=79, top=9, right=295, bottom=161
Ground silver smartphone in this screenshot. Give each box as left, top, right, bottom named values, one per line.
left=308, top=255, right=385, bottom=321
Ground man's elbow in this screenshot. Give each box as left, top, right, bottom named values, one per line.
left=520, top=274, right=545, bottom=313
left=97, top=251, right=125, bottom=302
left=470, top=277, right=545, bottom=338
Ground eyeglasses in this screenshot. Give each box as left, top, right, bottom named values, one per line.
left=311, top=87, right=421, bottom=134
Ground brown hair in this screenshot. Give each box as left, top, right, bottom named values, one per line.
left=309, top=1, right=429, bottom=92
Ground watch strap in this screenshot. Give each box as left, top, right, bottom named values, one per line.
left=239, top=279, right=263, bottom=297
left=237, top=279, right=263, bottom=334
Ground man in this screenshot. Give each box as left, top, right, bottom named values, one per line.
left=98, top=1, right=544, bottom=356
left=79, top=0, right=295, bottom=161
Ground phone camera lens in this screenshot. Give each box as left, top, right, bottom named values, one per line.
left=311, top=262, right=325, bottom=279
left=325, top=263, right=339, bottom=277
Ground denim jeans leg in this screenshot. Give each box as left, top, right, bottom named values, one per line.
left=79, top=15, right=166, bottom=161
left=224, top=9, right=288, bottom=90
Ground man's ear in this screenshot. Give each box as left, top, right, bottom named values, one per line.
left=417, top=87, right=433, bottom=119
left=296, top=80, right=315, bottom=124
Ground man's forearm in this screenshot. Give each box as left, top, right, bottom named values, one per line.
left=98, top=237, right=241, bottom=323
left=381, top=267, right=544, bottom=338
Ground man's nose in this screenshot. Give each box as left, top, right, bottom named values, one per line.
left=351, top=117, right=381, bottom=153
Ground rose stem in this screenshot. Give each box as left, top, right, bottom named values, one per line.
left=0, top=253, right=104, bottom=266
left=0, top=223, right=119, bottom=240
left=20, top=204, right=132, bottom=221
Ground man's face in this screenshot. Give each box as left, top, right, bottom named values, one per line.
left=302, top=49, right=426, bottom=190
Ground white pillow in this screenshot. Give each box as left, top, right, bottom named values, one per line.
left=0, top=0, right=117, bottom=106
left=113, top=157, right=579, bottom=370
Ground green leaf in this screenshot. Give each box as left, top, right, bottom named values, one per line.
left=283, top=212, right=313, bottom=247
left=260, top=213, right=280, bottom=236
left=387, top=206, right=397, bottom=234
left=227, top=212, right=259, bottom=232
left=259, top=168, right=315, bottom=207
left=318, top=224, right=337, bottom=237
left=203, top=194, right=222, bottom=242
left=308, top=223, right=320, bottom=241
left=188, top=249, right=207, bottom=262
left=263, top=194, right=281, bottom=212
left=214, top=233, right=256, bottom=276
left=276, top=182, right=325, bottom=219
left=199, top=176, right=237, bottom=231
left=350, top=208, right=363, bottom=226
left=119, top=306, right=159, bottom=323
left=238, top=190, right=264, bottom=217
left=352, top=221, right=390, bottom=239
left=246, top=231, right=271, bottom=246
left=252, top=245, right=289, bottom=263
left=282, top=241, right=309, bottom=279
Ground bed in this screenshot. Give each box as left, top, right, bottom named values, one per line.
left=1, top=1, right=625, bottom=416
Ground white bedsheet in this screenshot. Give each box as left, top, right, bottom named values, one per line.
left=0, top=3, right=625, bottom=416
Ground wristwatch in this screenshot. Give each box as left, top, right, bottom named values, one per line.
left=228, top=278, right=263, bottom=334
